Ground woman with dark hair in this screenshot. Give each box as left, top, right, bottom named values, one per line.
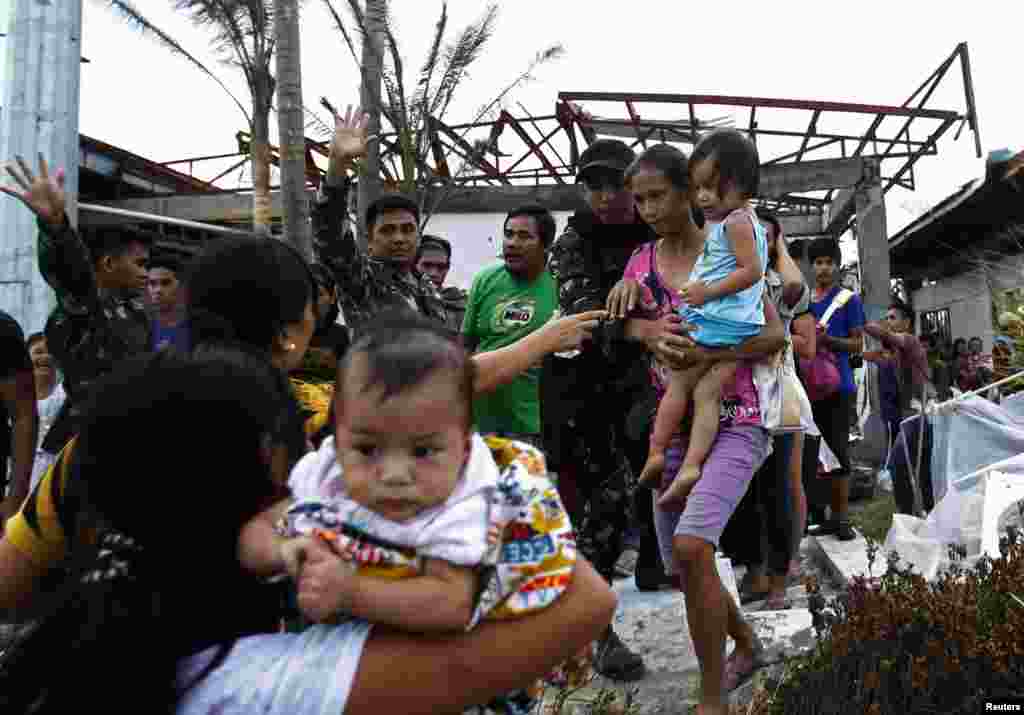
left=185, top=235, right=319, bottom=466
left=0, top=348, right=615, bottom=715
left=1, top=237, right=613, bottom=714
left=608, top=144, right=786, bottom=714
left=186, top=236, right=319, bottom=374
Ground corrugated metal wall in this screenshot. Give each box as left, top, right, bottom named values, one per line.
left=1, top=0, right=83, bottom=334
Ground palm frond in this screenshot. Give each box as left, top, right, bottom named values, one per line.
left=100, top=0, right=252, bottom=124
left=380, top=8, right=410, bottom=135
left=428, top=2, right=497, bottom=123
left=322, top=0, right=362, bottom=68
left=411, top=3, right=448, bottom=131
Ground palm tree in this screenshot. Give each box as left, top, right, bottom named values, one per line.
left=320, top=0, right=564, bottom=231
left=273, top=0, right=311, bottom=256
left=102, top=1, right=277, bottom=236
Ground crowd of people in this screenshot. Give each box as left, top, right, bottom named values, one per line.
left=919, top=332, right=998, bottom=399
left=0, top=102, right=946, bottom=715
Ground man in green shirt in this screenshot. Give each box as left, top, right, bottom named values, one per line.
left=462, top=205, right=558, bottom=445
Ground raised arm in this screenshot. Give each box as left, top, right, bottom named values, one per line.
left=790, top=311, right=816, bottom=361
left=775, top=240, right=808, bottom=309
left=863, top=322, right=932, bottom=386
left=311, top=106, right=371, bottom=300
left=2, top=155, right=100, bottom=315
left=862, top=321, right=906, bottom=352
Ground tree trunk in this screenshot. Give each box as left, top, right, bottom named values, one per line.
left=274, top=0, right=311, bottom=258
left=356, top=0, right=386, bottom=249
left=251, top=102, right=273, bottom=237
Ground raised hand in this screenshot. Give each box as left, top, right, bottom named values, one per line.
left=2, top=154, right=66, bottom=229
left=330, top=103, right=371, bottom=163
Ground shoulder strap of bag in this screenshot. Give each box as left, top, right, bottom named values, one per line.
left=818, top=288, right=854, bottom=329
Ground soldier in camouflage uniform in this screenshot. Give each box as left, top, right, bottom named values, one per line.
left=541, top=140, right=664, bottom=682
left=416, top=235, right=468, bottom=334
left=311, top=110, right=445, bottom=334
left=3, top=156, right=151, bottom=457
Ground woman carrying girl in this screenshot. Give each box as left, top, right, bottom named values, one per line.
left=609, top=143, right=785, bottom=715
left=637, top=131, right=768, bottom=508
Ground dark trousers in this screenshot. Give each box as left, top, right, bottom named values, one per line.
left=890, top=416, right=935, bottom=515
left=759, top=433, right=796, bottom=575
left=546, top=402, right=638, bottom=584
left=810, top=391, right=853, bottom=476
left=801, top=434, right=827, bottom=519
left=720, top=433, right=795, bottom=574
left=620, top=425, right=664, bottom=577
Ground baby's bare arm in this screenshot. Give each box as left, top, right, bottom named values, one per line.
left=237, top=498, right=292, bottom=578
left=345, top=557, right=477, bottom=632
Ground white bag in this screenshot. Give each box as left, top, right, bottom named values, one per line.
left=754, top=350, right=803, bottom=435
left=883, top=514, right=944, bottom=581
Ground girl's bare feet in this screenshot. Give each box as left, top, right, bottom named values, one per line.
left=658, top=465, right=700, bottom=507
left=637, top=452, right=665, bottom=488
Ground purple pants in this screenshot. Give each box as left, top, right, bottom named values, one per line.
left=653, top=425, right=769, bottom=574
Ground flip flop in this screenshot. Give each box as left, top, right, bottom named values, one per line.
left=723, top=641, right=768, bottom=692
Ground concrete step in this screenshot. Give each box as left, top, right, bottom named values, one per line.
left=808, top=528, right=874, bottom=585
left=541, top=554, right=820, bottom=714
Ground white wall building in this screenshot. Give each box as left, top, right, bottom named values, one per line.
left=889, top=159, right=1024, bottom=351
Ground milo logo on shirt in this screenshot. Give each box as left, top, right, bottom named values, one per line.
left=492, top=299, right=536, bottom=332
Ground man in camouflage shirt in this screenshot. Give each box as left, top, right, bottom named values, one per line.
left=541, top=139, right=661, bottom=682
left=3, top=156, right=151, bottom=456
left=311, top=110, right=445, bottom=333
left=415, top=234, right=468, bottom=334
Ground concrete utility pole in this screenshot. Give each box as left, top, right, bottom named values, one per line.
left=0, top=0, right=83, bottom=333
left=356, top=0, right=385, bottom=249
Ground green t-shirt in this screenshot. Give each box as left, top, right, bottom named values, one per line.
left=462, top=264, right=557, bottom=435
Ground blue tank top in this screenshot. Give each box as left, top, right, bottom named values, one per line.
left=688, top=206, right=767, bottom=327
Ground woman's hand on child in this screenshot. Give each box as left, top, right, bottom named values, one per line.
left=606, top=279, right=644, bottom=318
left=653, top=332, right=704, bottom=370
left=296, top=536, right=359, bottom=623
left=679, top=281, right=709, bottom=307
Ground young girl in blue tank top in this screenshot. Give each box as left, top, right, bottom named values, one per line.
left=639, top=130, right=768, bottom=507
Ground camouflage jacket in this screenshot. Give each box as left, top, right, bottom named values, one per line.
left=37, top=218, right=151, bottom=452
left=311, top=179, right=446, bottom=335
left=440, top=285, right=469, bottom=333
left=547, top=210, right=655, bottom=359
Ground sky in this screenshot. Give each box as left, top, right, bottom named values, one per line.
left=2, top=0, right=1021, bottom=264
